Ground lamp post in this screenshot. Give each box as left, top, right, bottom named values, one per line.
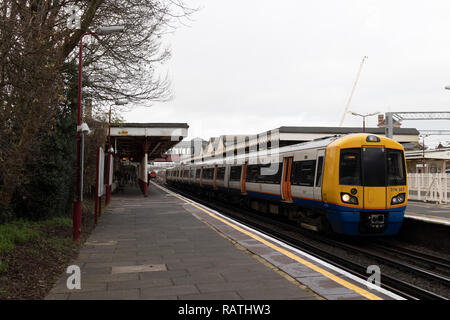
left=105, top=99, right=128, bottom=206
left=348, top=111, right=380, bottom=133
left=73, top=25, right=125, bottom=242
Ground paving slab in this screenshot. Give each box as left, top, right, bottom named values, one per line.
left=45, top=184, right=318, bottom=300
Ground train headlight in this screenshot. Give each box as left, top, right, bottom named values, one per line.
left=341, top=192, right=358, bottom=205
left=391, top=193, right=406, bottom=205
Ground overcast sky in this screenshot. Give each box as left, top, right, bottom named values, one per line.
left=124, top=0, right=450, bottom=147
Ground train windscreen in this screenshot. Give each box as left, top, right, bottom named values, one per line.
left=339, top=148, right=362, bottom=185
left=387, top=149, right=406, bottom=186
left=340, top=147, right=406, bottom=187
left=362, top=147, right=386, bottom=186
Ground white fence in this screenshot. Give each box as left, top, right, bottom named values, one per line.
left=408, top=173, right=450, bottom=204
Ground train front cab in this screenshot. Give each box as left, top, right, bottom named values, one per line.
left=323, top=134, right=407, bottom=236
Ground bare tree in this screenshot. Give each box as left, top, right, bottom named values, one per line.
left=60, top=0, right=195, bottom=105
left=0, top=0, right=195, bottom=218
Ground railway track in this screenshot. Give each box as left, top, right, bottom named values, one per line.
left=304, top=233, right=450, bottom=287
left=370, top=242, right=450, bottom=271
left=166, top=184, right=449, bottom=300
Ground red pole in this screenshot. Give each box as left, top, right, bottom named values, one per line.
left=94, top=147, right=100, bottom=225
left=105, top=105, right=112, bottom=205
left=99, top=196, right=102, bottom=217
left=73, top=32, right=95, bottom=242
left=363, top=117, right=366, bottom=133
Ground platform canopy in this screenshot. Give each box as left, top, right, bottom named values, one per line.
left=406, top=148, right=450, bottom=160
left=110, top=123, right=189, bottom=161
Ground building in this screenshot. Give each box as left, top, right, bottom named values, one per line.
left=163, top=138, right=208, bottom=163
left=405, top=148, right=450, bottom=173
left=182, top=126, right=420, bottom=163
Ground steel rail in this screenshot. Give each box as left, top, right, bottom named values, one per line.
left=370, top=242, right=450, bottom=271
left=166, top=184, right=447, bottom=300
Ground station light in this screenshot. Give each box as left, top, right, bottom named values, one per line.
left=73, top=25, right=126, bottom=241
left=96, top=26, right=125, bottom=35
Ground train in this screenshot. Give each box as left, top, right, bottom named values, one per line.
left=165, top=133, right=408, bottom=236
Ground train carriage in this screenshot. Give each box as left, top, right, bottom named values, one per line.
left=166, top=133, right=408, bottom=236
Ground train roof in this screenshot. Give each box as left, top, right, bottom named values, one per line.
left=277, top=126, right=419, bottom=135
left=179, top=135, right=342, bottom=167
left=170, top=133, right=402, bottom=168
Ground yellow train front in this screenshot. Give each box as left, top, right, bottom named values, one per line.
left=322, top=134, right=407, bottom=235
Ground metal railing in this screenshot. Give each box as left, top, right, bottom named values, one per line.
left=408, top=173, right=450, bottom=204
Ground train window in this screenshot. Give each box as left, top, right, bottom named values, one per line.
left=291, top=160, right=316, bottom=186
left=387, top=149, right=406, bottom=186
left=315, top=156, right=324, bottom=187
left=246, top=163, right=282, bottom=184
left=362, top=147, right=386, bottom=187
left=196, top=169, right=201, bottom=178
left=216, top=167, right=226, bottom=180
left=230, top=166, right=242, bottom=181
left=339, top=148, right=362, bottom=186
left=259, top=163, right=282, bottom=184
left=203, top=168, right=214, bottom=179
left=246, top=165, right=260, bottom=183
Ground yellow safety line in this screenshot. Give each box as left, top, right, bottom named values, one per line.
left=153, top=182, right=383, bottom=300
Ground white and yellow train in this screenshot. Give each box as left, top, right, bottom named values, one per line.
left=166, top=133, right=408, bottom=236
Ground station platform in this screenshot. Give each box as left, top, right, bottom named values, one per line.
left=405, top=201, right=450, bottom=226
left=45, top=183, right=399, bottom=300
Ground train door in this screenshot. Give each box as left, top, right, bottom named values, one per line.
left=199, top=167, right=203, bottom=187
left=313, top=150, right=325, bottom=200
left=225, top=165, right=230, bottom=190
left=281, top=157, right=293, bottom=202
left=362, top=146, right=387, bottom=209
left=213, top=165, right=218, bottom=190
left=241, top=163, right=247, bottom=194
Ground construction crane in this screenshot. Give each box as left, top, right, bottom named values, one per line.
left=339, top=56, right=368, bottom=127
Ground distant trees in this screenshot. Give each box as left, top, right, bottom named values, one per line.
left=0, top=1, right=194, bottom=221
